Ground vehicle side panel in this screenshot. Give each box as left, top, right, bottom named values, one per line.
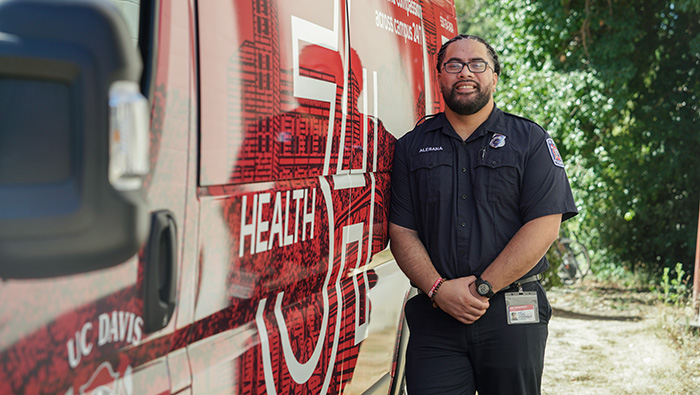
left=0, top=0, right=197, bottom=393
left=192, top=0, right=455, bottom=394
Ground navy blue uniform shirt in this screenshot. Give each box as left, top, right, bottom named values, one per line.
left=389, top=107, right=578, bottom=280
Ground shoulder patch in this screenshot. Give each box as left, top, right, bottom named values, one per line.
left=546, top=138, right=565, bottom=168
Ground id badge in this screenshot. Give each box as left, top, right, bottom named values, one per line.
left=505, top=291, right=539, bottom=325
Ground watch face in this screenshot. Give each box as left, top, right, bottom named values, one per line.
left=478, top=283, right=489, bottom=295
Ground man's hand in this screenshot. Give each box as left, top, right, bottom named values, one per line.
left=433, top=275, right=490, bottom=324
left=389, top=223, right=490, bottom=324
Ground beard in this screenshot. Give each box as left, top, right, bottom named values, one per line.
left=441, top=82, right=491, bottom=115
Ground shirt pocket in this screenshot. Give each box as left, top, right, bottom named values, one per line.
left=409, top=152, right=453, bottom=203
left=474, top=153, right=520, bottom=203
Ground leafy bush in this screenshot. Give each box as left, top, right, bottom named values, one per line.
left=456, top=0, right=700, bottom=280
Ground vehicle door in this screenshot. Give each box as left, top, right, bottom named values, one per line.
left=0, top=0, right=197, bottom=393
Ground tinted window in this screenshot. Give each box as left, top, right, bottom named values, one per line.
left=0, top=78, right=71, bottom=185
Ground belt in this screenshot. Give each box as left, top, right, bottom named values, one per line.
left=416, top=274, right=540, bottom=295
left=500, top=274, right=541, bottom=293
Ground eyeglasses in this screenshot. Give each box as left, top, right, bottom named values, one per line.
left=443, top=60, right=490, bottom=74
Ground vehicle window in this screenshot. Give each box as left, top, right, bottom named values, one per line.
left=109, top=0, right=140, bottom=46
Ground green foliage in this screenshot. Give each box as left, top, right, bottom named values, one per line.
left=593, top=260, right=655, bottom=289
left=656, top=262, right=690, bottom=306
left=454, top=0, right=700, bottom=279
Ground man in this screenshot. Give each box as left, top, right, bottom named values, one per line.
left=389, top=34, right=578, bottom=394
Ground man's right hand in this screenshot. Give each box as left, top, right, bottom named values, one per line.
left=433, top=275, right=490, bottom=324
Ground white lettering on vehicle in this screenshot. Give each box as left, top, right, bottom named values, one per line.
left=385, top=0, right=422, bottom=17
left=440, top=15, right=455, bottom=33
left=97, top=311, right=143, bottom=347
left=66, top=311, right=143, bottom=369
left=374, top=10, right=423, bottom=45
left=239, top=187, right=316, bottom=257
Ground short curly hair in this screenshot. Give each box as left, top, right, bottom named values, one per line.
left=436, top=34, right=501, bottom=76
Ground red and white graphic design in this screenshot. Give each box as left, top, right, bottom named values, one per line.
left=0, top=0, right=456, bottom=393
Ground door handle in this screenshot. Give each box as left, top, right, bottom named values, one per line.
left=143, top=210, right=178, bottom=333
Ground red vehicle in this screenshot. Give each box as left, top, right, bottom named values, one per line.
left=0, top=0, right=456, bottom=393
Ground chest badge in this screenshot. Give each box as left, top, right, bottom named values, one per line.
left=489, top=134, right=506, bottom=148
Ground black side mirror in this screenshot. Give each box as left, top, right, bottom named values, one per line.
left=0, top=0, right=149, bottom=278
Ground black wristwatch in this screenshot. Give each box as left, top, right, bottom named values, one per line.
left=475, top=277, right=495, bottom=298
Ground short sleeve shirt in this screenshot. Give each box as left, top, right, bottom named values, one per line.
left=389, top=107, right=578, bottom=279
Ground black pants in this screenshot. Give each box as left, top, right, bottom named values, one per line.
left=404, top=281, right=551, bottom=395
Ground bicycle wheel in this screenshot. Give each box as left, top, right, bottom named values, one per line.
left=560, top=238, right=591, bottom=279
left=553, top=241, right=577, bottom=284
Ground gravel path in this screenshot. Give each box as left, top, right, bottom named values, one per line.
left=543, top=282, right=700, bottom=394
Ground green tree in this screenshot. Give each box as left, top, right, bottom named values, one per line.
left=454, top=0, right=700, bottom=278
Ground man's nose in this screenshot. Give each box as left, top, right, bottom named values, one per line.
left=458, top=64, right=473, bottom=78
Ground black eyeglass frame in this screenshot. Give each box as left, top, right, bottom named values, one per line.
left=442, top=60, right=491, bottom=74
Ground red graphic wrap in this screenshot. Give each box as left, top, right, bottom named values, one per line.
left=0, top=0, right=457, bottom=393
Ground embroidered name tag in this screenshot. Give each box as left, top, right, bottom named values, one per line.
left=418, top=146, right=444, bottom=153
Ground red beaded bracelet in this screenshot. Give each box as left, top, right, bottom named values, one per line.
left=428, top=277, right=445, bottom=300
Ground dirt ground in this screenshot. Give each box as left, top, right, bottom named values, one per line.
left=544, top=280, right=700, bottom=394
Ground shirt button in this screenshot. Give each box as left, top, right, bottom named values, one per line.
left=462, top=194, right=467, bottom=200
left=461, top=222, right=466, bottom=227
left=492, top=160, right=497, bottom=165
left=462, top=167, right=467, bottom=173
left=461, top=141, right=466, bottom=146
